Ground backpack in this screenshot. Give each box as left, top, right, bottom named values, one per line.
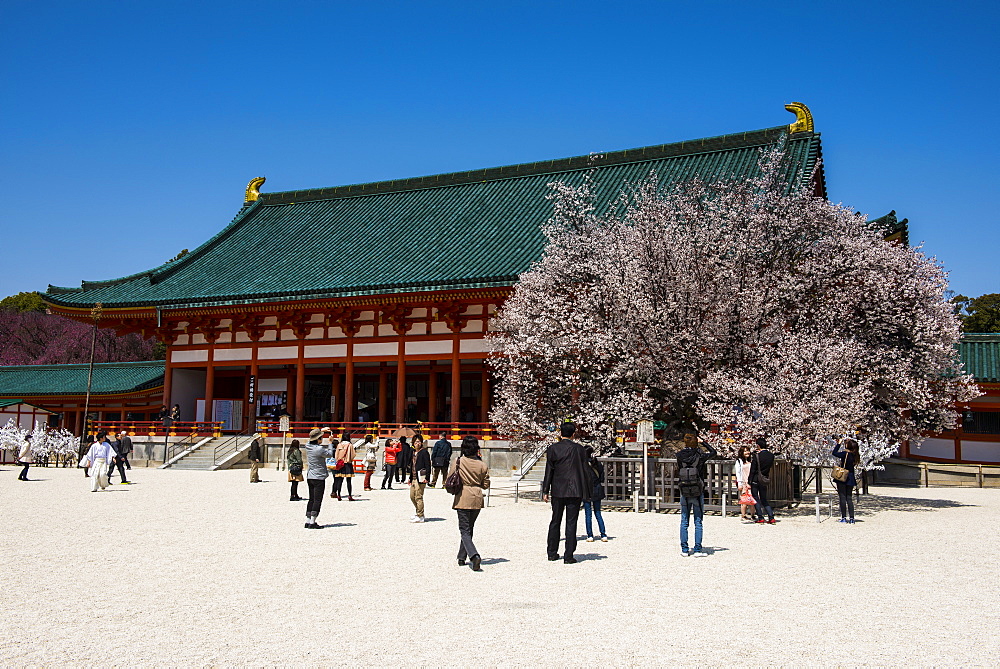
left=678, top=455, right=703, bottom=498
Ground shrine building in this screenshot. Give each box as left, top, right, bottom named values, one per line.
left=41, top=103, right=891, bottom=435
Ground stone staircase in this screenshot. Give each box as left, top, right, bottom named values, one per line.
left=520, top=454, right=547, bottom=482
left=160, top=435, right=256, bottom=471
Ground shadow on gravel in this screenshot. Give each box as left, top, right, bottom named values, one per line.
left=318, top=522, right=357, bottom=528
left=481, top=557, right=510, bottom=565
left=778, top=494, right=976, bottom=518
left=574, top=553, right=608, bottom=562
left=422, top=517, right=447, bottom=522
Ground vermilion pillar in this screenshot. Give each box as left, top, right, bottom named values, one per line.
left=344, top=337, right=355, bottom=423
left=451, top=334, right=461, bottom=425
left=395, top=338, right=406, bottom=423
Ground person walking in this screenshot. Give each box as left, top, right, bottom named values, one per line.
left=107, top=432, right=130, bottom=485
left=750, top=437, right=776, bottom=524
left=583, top=448, right=608, bottom=543
left=408, top=436, right=431, bottom=522
left=429, top=432, right=452, bottom=487
left=117, top=431, right=133, bottom=470
left=304, top=428, right=334, bottom=528
left=85, top=430, right=118, bottom=492
left=361, top=435, right=378, bottom=491
left=676, top=433, right=718, bottom=557
left=287, top=440, right=304, bottom=501
left=733, top=445, right=753, bottom=521
left=450, top=436, right=491, bottom=571
left=248, top=433, right=263, bottom=483
left=79, top=435, right=96, bottom=478
left=16, top=434, right=33, bottom=481
left=832, top=438, right=861, bottom=524
left=331, top=434, right=356, bottom=501
left=541, top=422, right=591, bottom=564
left=396, top=436, right=413, bottom=485
left=381, top=438, right=401, bottom=490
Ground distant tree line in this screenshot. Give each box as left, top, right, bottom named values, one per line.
left=951, top=293, right=1000, bottom=333
left=0, top=292, right=164, bottom=366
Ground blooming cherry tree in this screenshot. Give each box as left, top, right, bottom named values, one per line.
left=489, top=149, right=979, bottom=463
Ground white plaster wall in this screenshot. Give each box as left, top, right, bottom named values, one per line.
left=171, top=349, right=208, bottom=363
left=462, top=321, right=484, bottom=333
left=305, top=344, right=348, bottom=358
left=258, top=346, right=298, bottom=360
left=405, top=340, right=453, bottom=355
left=959, top=441, right=1000, bottom=463
left=378, top=324, right=396, bottom=337
left=214, top=348, right=252, bottom=362
left=459, top=338, right=491, bottom=353
left=911, top=437, right=955, bottom=460
left=216, top=332, right=233, bottom=343
left=431, top=322, right=451, bottom=335
left=355, top=342, right=398, bottom=357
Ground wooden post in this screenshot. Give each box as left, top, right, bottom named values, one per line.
left=204, top=352, right=215, bottom=422
left=451, top=335, right=461, bottom=426
left=248, top=345, right=259, bottom=431
left=295, top=349, right=305, bottom=422
left=331, top=366, right=341, bottom=422
left=395, top=338, right=406, bottom=423
left=344, top=337, right=355, bottom=423
left=162, top=357, right=173, bottom=416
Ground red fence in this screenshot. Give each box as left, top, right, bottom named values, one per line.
left=89, top=421, right=225, bottom=438
left=253, top=421, right=502, bottom=441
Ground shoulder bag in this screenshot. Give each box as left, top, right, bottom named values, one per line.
left=832, top=453, right=850, bottom=483
left=754, top=452, right=770, bottom=485
left=444, top=457, right=464, bottom=495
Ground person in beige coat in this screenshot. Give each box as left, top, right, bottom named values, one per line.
left=450, top=436, right=491, bottom=571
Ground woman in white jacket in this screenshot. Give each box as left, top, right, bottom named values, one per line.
left=733, top=445, right=753, bottom=521
left=16, top=435, right=33, bottom=481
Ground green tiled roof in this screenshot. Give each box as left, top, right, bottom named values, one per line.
left=960, top=334, right=1000, bottom=383
left=0, top=361, right=165, bottom=397
left=44, top=125, right=823, bottom=309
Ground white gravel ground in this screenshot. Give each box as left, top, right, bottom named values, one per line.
left=2, top=465, right=998, bottom=666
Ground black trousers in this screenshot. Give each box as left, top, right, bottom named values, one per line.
left=836, top=480, right=855, bottom=519
left=431, top=465, right=448, bottom=486
left=382, top=465, right=396, bottom=488
left=17, top=461, right=29, bottom=480
left=547, top=496, right=582, bottom=559
left=457, top=508, right=481, bottom=560
left=306, top=478, right=325, bottom=518
left=332, top=476, right=353, bottom=497
left=107, top=458, right=128, bottom=483
left=751, top=482, right=772, bottom=520
left=121, top=454, right=131, bottom=470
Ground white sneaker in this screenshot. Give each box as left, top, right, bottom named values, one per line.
left=693, top=549, right=708, bottom=557
left=410, top=516, right=425, bottom=523
left=586, top=536, right=595, bottom=542
left=601, top=536, right=608, bottom=542
left=680, top=550, right=690, bottom=557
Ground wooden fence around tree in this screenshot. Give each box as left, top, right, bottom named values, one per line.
left=599, top=457, right=799, bottom=510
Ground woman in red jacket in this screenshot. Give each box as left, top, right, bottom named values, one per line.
left=381, top=438, right=401, bottom=490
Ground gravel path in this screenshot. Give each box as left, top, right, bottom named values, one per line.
left=1, top=466, right=998, bottom=666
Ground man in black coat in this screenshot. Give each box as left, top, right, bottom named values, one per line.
left=117, top=430, right=133, bottom=470
left=749, top=436, right=775, bottom=523
left=107, top=432, right=130, bottom=485
left=429, top=433, right=452, bottom=487
left=396, top=437, right=413, bottom=485
left=541, top=422, right=591, bottom=564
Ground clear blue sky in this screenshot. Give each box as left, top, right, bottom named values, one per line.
left=2, top=1, right=997, bottom=299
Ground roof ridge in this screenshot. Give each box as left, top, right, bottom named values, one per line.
left=260, top=125, right=795, bottom=205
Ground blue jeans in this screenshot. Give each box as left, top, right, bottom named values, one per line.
left=680, top=494, right=704, bottom=552
left=583, top=499, right=606, bottom=537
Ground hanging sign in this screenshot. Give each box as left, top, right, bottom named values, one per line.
left=248, top=375, right=256, bottom=404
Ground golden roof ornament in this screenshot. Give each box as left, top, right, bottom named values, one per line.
left=245, top=177, right=266, bottom=204
left=785, top=102, right=814, bottom=133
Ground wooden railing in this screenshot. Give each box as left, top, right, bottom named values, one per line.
left=600, top=457, right=799, bottom=509
left=252, top=421, right=501, bottom=441
left=89, top=421, right=224, bottom=438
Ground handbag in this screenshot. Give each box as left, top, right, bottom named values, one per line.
left=832, top=453, right=850, bottom=483
left=335, top=459, right=345, bottom=470
left=444, top=457, right=463, bottom=495
left=289, top=463, right=303, bottom=476
left=754, top=452, right=770, bottom=485
left=739, top=488, right=756, bottom=505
